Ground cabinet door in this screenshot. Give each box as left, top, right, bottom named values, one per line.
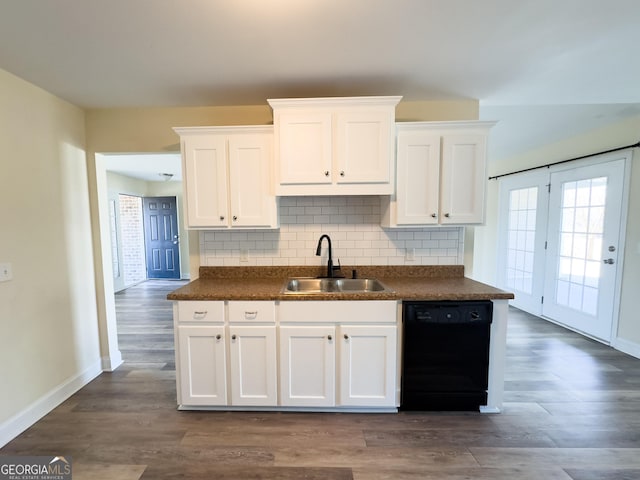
left=182, top=134, right=229, bottom=228
left=228, top=133, right=277, bottom=228
left=275, top=111, right=332, bottom=186
left=177, top=325, right=227, bottom=406
left=229, top=325, right=277, bottom=406
left=440, top=134, right=487, bottom=224
left=279, top=325, right=335, bottom=407
left=395, top=132, right=441, bottom=225
left=335, top=110, right=393, bottom=186
left=338, top=325, right=397, bottom=407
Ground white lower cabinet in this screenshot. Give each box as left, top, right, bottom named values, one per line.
left=279, top=325, right=336, bottom=407
left=279, top=300, right=398, bottom=409
left=229, top=325, right=277, bottom=406
left=177, top=325, right=227, bottom=406
left=339, top=325, right=397, bottom=407
left=175, top=300, right=398, bottom=410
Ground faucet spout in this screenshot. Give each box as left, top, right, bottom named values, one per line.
left=315, top=234, right=334, bottom=278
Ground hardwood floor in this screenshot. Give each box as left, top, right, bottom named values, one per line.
left=3, top=281, right=640, bottom=479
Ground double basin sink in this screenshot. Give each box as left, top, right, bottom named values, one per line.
left=282, top=277, right=393, bottom=295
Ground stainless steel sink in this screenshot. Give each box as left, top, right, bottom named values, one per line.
left=282, top=277, right=393, bottom=294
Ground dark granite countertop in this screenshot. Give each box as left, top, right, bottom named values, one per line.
left=167, top=266, right=514, bottom=301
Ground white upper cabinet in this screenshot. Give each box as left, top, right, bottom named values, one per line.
left=381, top=121, right=495, bottom=227
left=174, top=126, right=278, bottom=229
left=268, top=96, right=401, bottom=196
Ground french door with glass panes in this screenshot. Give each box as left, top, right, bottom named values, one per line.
left=497, top=171, right=549, bottom=314
left=498, top=154, right=628, bottom=343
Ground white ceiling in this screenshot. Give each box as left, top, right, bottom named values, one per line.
left=1, top=0, right=639, bottom=163
left=103, top=153, right=182, bottom=182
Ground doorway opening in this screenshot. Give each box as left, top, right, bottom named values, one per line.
left=96, top=152, right=188, bottom=370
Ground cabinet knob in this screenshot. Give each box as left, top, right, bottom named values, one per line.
left=232, top=215, right=238, bottom=221
left=340, top=171, right=345, bottom=177
left=215, top=334, right=221, bottom=340
left=327, top=335, right=332, bottom=341
left=232, top=334, right=237, bottom=340
left=219, top=215, right=225, bottom=221
left=431, top=213, right=437, bottom=218
left=324, top=171, right=330, bottom=177
left=444, top=213, right=450, bottom=218
left=344, top=334, right=349, bottom=340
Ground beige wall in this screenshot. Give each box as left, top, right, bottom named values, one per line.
left=0, top=69, right=100, bottom=427
left=472, top=115, right=640, bottom=346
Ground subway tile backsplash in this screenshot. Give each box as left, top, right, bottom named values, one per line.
left=200, top=196, right=464, bottom=267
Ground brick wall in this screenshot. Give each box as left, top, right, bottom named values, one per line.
left=118, top=194, right=146, bottom=285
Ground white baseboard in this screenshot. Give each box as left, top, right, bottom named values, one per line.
left=0, top=360, right=103, bottom=448
left=101, top=350, right=123, bottom=372
left=613, top=337, right=640, bottom=360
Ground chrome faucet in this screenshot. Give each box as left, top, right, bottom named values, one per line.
left=315, top=234, right=343, bottom=278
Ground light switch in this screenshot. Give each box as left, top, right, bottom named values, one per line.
left=240, top=249, right=249, bottom=262
left=405, top=248, right=415, bottom=261
left=0, top=262, right=12, bottom=282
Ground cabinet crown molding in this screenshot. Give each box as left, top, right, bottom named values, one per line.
left=268, top=96, right=402, bottom=109
left=396, top=120, right=497, bottom=131
left=173, top=125, right=273, bottom=136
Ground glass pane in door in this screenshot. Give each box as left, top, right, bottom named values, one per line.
left=506, top=187, right=538, bottom=294
left=554, top=177, right=606, bottom=316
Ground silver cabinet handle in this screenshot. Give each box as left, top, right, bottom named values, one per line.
left=244, top=311, right=258, bottom=320
left=193, top=311, right=208, bottom=319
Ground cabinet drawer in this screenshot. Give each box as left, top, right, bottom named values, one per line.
left=228, top=301, right=275, bottom=323
left=177, top=301, right=225, bottom=324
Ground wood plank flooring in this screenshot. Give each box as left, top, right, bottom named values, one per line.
left=3, top=280, right=640, bottom=479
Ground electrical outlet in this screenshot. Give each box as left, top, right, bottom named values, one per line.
left=0, top=262, right=13, bottom=282
left=240, top=249, right=249, bottom=262
left=405, top=248, right=415, bottom=261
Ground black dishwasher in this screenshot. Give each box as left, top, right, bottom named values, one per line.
left=401, top=301, right=492, bottom=411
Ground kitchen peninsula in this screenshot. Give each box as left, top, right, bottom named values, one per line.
left=168, top=265, right=513, bottom=413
